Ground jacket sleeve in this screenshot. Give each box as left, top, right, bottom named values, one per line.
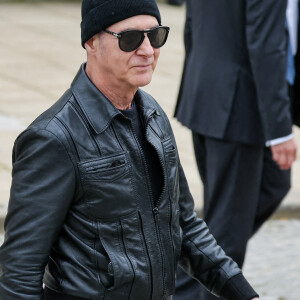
left=0, top=128, right=76, bottom=299
left=177, top=163, right=258, bottom=299
left=246, top=0, right=292, bottom=141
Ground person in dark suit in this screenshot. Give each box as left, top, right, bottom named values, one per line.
left=173, top=0, right=298, bottom=299
left=291, top=0, right=300, bottom=126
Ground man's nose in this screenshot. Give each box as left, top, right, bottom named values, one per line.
left=137, top=34, right=154, bottom=55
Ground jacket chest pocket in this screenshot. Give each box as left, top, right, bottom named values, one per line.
left=78, top=152, right=136, bottom=218
left=162, top=138, right=179, bottom=202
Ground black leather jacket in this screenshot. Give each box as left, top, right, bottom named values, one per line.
left=0, top=65, right=244, bottom=299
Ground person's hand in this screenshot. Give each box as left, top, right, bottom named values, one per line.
left=271, top=137, right=297, bottom=170
left=251, top=298, right=259, bottom=300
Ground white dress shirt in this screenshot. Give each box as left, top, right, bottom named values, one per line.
left=286, top=0, right=299, bottom=55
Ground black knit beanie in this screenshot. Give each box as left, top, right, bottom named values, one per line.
left=81, top=0, right=161, bottom=48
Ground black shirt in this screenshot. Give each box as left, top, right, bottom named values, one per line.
left=121, top=100, right=164, bottom=205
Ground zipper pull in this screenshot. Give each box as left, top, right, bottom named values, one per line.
left=153, top=207, right=159, bottom=215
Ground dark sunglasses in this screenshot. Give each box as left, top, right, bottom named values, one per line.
left=103, top=26, right=170, bottom=52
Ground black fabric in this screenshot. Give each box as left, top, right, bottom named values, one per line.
left=167, top=0, right=184, bottom=6
left=174, top=266, right=201, bottom=300
left=177, top=132, right=289, bottom=300
left=121, top=101, right=163, bottom=205
left=173, top=1, right=292, bottom=298
left=293, top=0, right=300, bottom=126
left=81, top=0, right=161, bottom=47
left=44, top=287, right=87, bottom=300
left=175, top=0, right=292, bottom=144
left=192, top=134, right=290, bottom=267
left=220, top=274, right=258, bottom=300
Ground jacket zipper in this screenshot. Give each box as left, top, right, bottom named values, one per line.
left=146, top=111, right=175, bottom=299
left=149, top=123, right=177, bottom=288
left=147, top=124, right=167, bottom=209
left=145, top=111, right=171, bottom=299
left=126, top=111, right=166, bottom=300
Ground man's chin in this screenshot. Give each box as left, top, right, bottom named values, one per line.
left=135, top=76, right=153, bottom=88
left=138, top=81, right=151, bottom=87
left=138, top=72, right=153, bottom=86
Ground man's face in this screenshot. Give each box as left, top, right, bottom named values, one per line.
left=93, top=15, right=160, bottom=91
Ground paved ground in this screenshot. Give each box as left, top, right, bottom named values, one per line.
left=0, top=2, right=300, bottom=298
left=243, top=219, right=300, bottom=300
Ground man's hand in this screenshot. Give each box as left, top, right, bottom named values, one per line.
left=271, top=138, right=297, bottom=170
left=251, top=298, right=259, bottom=300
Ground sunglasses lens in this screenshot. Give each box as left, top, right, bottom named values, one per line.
left=148, top=27, right=169, bottom=48
left=119, top=31, right=143, bottom=52
left=117, top=27, right=169, bottom=52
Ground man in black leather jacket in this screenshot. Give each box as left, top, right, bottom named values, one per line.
left=0, top=1, right=259, bottom=299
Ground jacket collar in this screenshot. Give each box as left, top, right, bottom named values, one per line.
left=71, top=64, right=157, bottom=134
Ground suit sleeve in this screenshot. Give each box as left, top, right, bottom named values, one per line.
left=293, top=0, right=300, bottom=126
left=0, top=129, right=76, bottom=299
left=174, top=0, right=192, bottom=117
left=246, top=0, right=292, bottom=141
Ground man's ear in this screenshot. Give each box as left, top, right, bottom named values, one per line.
left=84, top=35, right=98, bottom=53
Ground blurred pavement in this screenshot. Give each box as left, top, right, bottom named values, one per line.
left=0, top=2, right=300, bottom=224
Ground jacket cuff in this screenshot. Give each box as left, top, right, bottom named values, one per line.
left=220, top=273, right=259, bottom=300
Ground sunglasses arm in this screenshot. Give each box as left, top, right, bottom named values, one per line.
left=103, top=30, right=121, bottom=38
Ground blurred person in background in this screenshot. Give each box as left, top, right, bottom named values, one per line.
left=167, top=0, right=184, bottom=6
left=0, top=0, right=260, bottom=299
left=174, top=0, right=298, bottom=299
left=288, top=0, right=300, bottom=126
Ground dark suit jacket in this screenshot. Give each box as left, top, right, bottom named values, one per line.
left=293, top=0, right=300, bottom=126
left=175, top=0, right=293, bottom=145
